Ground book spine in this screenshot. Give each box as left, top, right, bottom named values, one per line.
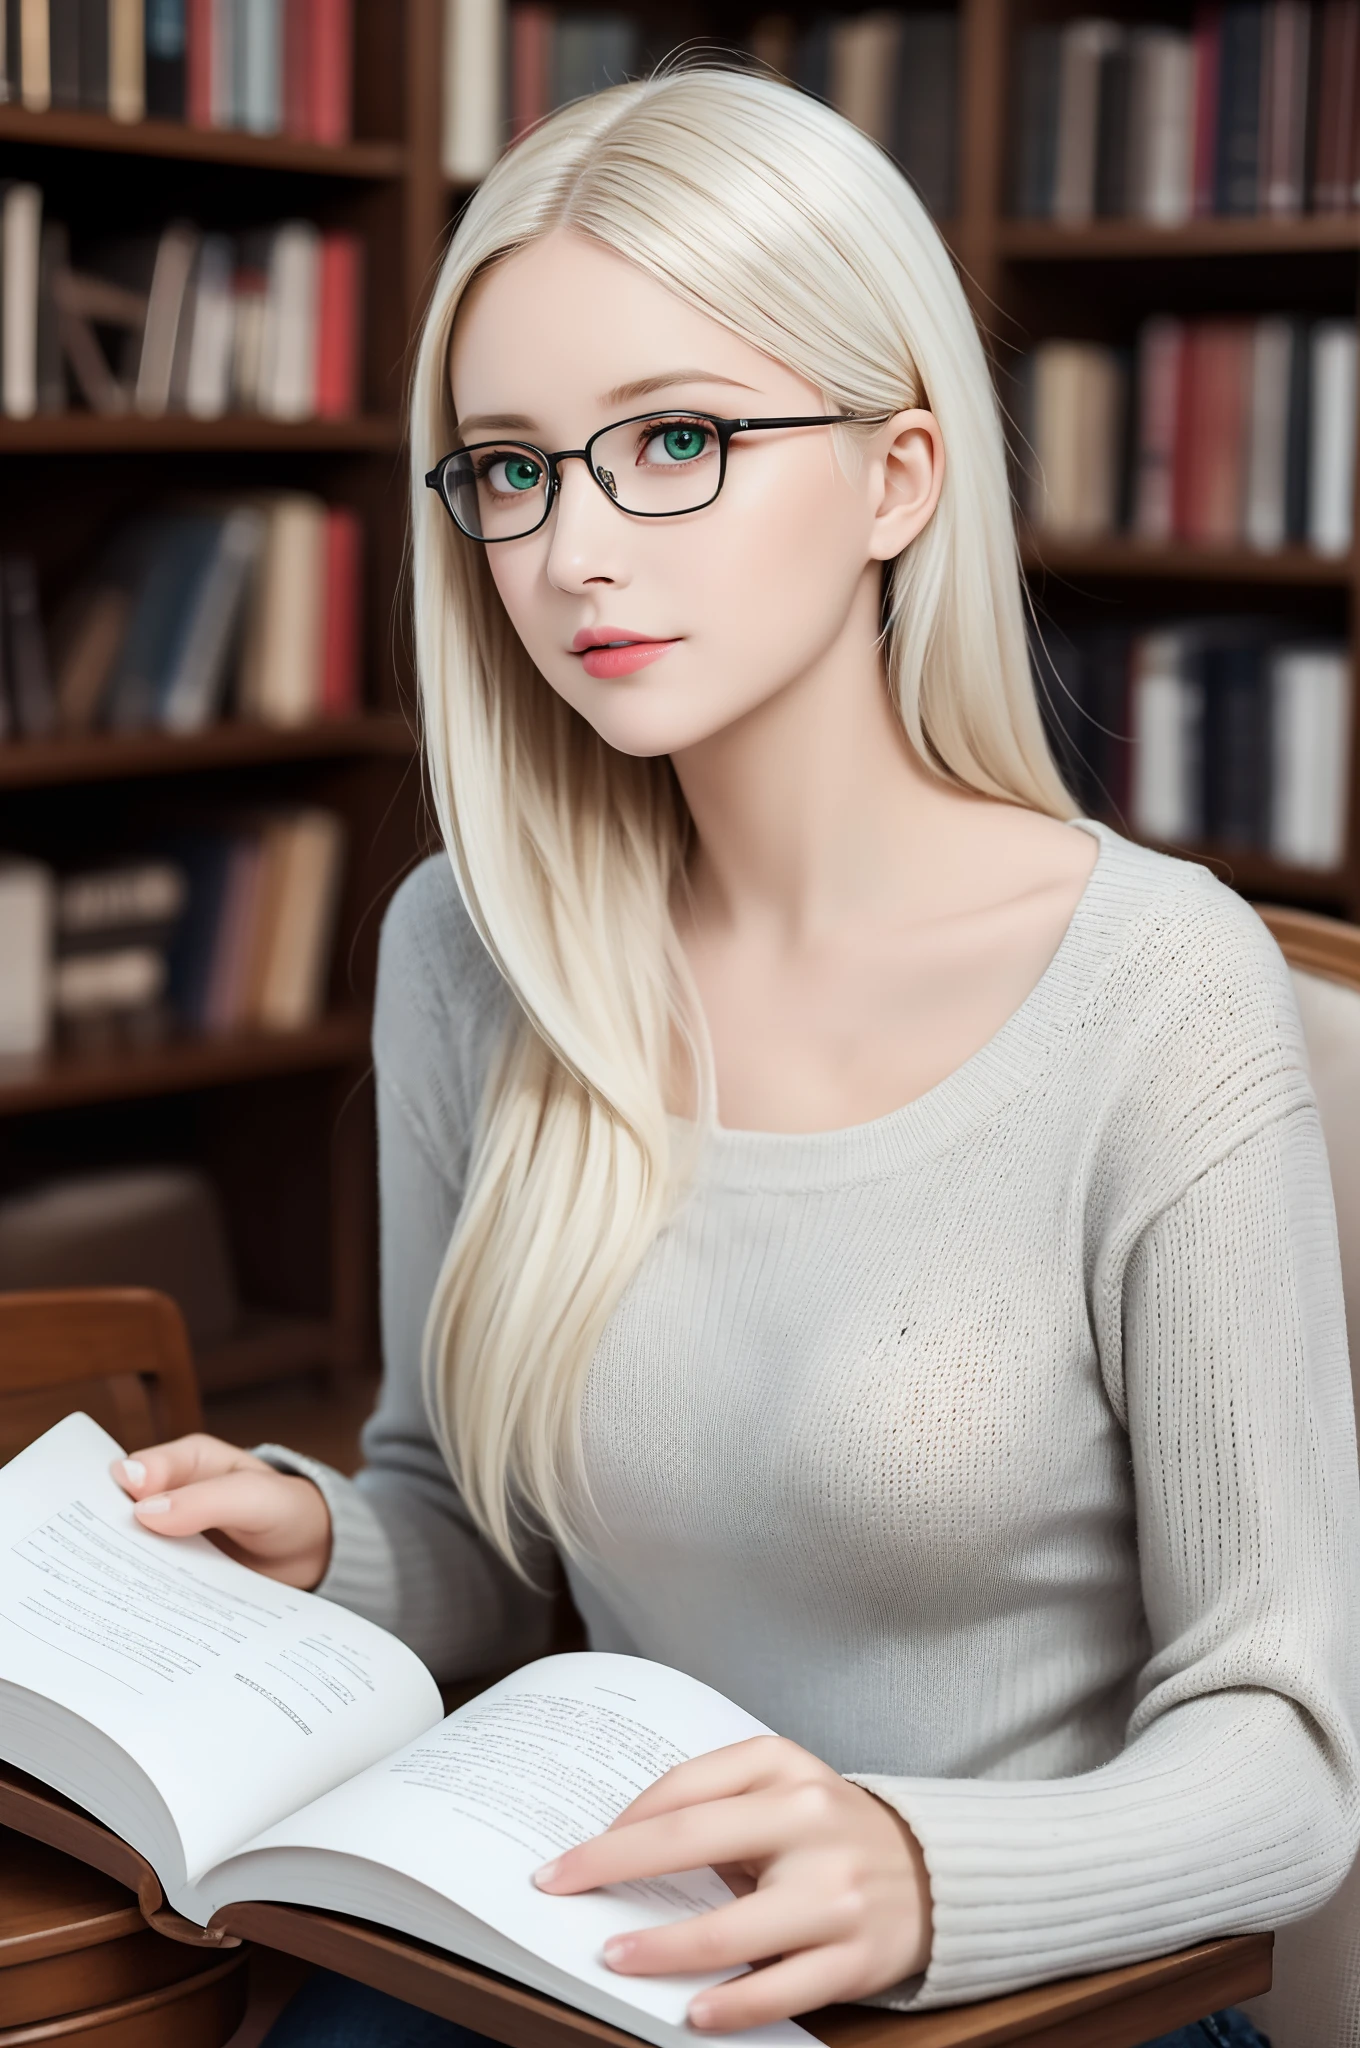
left=443, top=0, right=504, bottom=181
left=319, top=503, right=361, bottom=717
left=510, top=0, right=549, bottom=139
left=4, top=553, right=57, bottom=737
left=19, top=0, right=50, bottom=109
left=186, top=0, right=212, bottom=121
left=1204, top=642, right=1270, bottom=846
left=49, top=0, right=81, bottom=106
left=259, top=220, right=319, bottom=418
left=314, top=228, right=360, bottom=418
left=310, top=0, right=349, bottom=143
left=145, top=0, right=186, bottom=116
left=1191, top=1, right=1223, bottom=215
left=1270, top=647, right=1351, bottom=866
left=1197, top=322, right=1250, bottom=544
left=1263, top=0, right=1309, bottom=213
left=109, top=0, right=145, bottom=118
left=1307, top=321, right=1358, bottom=553
left=0, top=860, right=55, bottom=1055
left=35, top=217, right=67, bottom=414
left=1013, top=26, right=1058, bottom=217
left=1244, top=317, right=1292, bottom=551
left=1138, top=32, right=1195, bottom=225
left=77, top=0, right=107, bottom=106
left=2, top=182, right=42, bottom=420
left=281, top=0, right=310, bottom=135
left=1132, top=317, right=1184, bottom=542
left=1215, top=2, right=1263, bottom=214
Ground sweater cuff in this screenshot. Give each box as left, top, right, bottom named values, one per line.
left=252, top=1443, right=403, bottom=1629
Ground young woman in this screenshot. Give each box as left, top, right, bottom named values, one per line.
left=113, top=67, right=1359, bottom=2048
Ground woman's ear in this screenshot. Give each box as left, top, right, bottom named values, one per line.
left=868, top=409, right=944, bottom=561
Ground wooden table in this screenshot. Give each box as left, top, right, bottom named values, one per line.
left=0, top=1765, right=1272, bottom=2048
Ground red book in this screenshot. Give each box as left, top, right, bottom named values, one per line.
left=283, top=0, right=315, bottom=138
left=1177, top=323, right=1250, bottom=545
left=1191, top=2, right=1223, bottom=216
left=511, top=5, right=553, bottom=140
left=1312, top=2, right=1360, bottom=208
left=315, top=231, right=362, bottom=418
left=311, top=0, right=352, bottom=145
left=320, top=507, right=363, bottom=719
left=187, top=0, right=215, bottom=127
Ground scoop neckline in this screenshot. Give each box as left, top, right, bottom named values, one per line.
left=676, top=816, right=1118, bottom=1191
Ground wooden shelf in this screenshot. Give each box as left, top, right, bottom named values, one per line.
left=0, top=414, right=402, bottom=454
left=996, top=215, right=1360, bottom=260
left=1021, top=538, right=1353, bottom=585
left=0, top=103, right=407, bottom=177
left=0, top=1012, right=372, bottom=1116
left=0, top=716, right=416, bottom=788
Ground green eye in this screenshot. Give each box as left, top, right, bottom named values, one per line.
left=661, top=426, right=703, bottom=461
left=502, top=457, right=542, bottom=491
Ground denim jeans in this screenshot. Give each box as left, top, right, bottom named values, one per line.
left=261, top=1971, right=1273, bottom=2047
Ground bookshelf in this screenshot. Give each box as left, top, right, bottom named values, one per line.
left=4, top=0, right=1357, bottom=1413
left=0, top=0, right=448, bottom=1392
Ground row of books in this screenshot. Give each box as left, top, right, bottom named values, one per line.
left=1017, top=318, right=1358, bottom=554
left=0, top=493, right=362, bottom=740
left=0, top=188, right=363, bottom=420
left=441, top=1, right=958, bottom=220
left=1039, top=621, right=1350, bottom=869
left=0, top=814, right=346, bottom=1057
left=1013, top=4, right=1360, bottom=224
left=0, top=0, right=353, bottom=142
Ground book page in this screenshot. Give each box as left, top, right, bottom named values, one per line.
left=0, top=1413, right=442, bottom=1886
left=205, top=1651, right=815, bottom=2044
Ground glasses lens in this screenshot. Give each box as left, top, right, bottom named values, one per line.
left=589, top=414, right=721, bottom=516
left=443, top=444, right=549, bottom=540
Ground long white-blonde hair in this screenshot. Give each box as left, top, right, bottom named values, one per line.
left=409, top=63, right=1075, bottom=1568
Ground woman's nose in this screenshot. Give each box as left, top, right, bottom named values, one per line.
left=544, top=456, right=630, bottom=591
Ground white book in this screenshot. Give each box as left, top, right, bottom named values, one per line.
left=259, top=221, right=320, bottom=420
left=183, top=235, right=238, bottom=419
left=161, top=506, right=267, bottom=732
left=1031, top=341, right=1122, bottom=537
left=1129, top=29, right=1193, bottom=225
left=19, top=0, right=50, bottom=110
left=442, top=0, right=505, bottom=183
left=257, top=808, right=346, bottom=1029
left=135, top=221, right=201, bottom=417
left=0, top=856, right=54, bottom=1055
left=1052, top=20, right=1122, bottom=225
left=1270, top=647, right=1351, bottom=869
left=241, top=0, right=283, bottom=132
left=1, top=1414, right=814, bottom=2048
left=1, top=181, right=42, bottom=419
left=1307, top=322, right=1358, bottom=556
left=1131, top=632, right=1202, bottom=842
left=238, top=493, right=326, bottom=723
left=1244, top=319, right=1293, bottom=552
left=54, top=946, right=168, bottom=1016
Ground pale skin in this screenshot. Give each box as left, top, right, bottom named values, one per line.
left=113, top=228, right=1099, bottom=2025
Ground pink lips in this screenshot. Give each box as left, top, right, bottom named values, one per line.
left=571, top=627, right=679, bottom=680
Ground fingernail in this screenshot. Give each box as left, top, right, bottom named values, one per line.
left=603, top=1937, right=631, bottom=1965
left=121, top=1460, right=146, bottom=1487
left=689, top=2001, right=714, bottom=2029
left=534, top=1858, right=561, bottom=1886
left=136, top=1495, right=172, bottom=1515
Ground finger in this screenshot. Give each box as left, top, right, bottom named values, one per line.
left=610, top=1739, right=811, bottom=1831
left=536, top=1794, right=797, bottom=1894
left=603, top=1882, right=849, bottom=1978
left=129, top=1470, right=302, bottom=1545
left=111, top=1435, right=266, bottom=1500
left=687, top=1944, right=866, bottom=2033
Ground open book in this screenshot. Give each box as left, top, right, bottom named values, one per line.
left=0, top=1413, right=813, bottom=2048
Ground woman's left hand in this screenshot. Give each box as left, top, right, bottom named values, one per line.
left=533, top=1734, right=933, bottom=2032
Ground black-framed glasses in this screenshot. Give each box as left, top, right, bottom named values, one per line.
left=424, top=409, right=893, bottom=542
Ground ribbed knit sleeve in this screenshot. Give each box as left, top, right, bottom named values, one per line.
left=849, top=1105, right=1360, bottom=2009
left=257, top=858, right=556, bottom=1682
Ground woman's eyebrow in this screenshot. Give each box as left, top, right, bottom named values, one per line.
left=456, top=371, right=759, bottom=439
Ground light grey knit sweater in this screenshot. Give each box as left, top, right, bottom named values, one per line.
left=261, top=818, right=1360, bottom=2011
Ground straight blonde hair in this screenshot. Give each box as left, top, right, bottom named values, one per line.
left=408, top=64, right=1076, bottom=1567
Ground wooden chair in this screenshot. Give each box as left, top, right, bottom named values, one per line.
left=0, top=1286, right=250, bottom=2045
left=1242, top=909, right=1360, bottom=2048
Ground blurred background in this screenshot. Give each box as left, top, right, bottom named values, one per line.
left=0, top=0, right=1351, bottom=1471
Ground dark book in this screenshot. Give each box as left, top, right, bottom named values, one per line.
left=79, top=0, right=109, bottom=108
left=894, top=12, right=958, bottom=219
left=1284, top=317, right=1310, bottom=544
left=145, top=0, right=187, bottom=117
left=0, top=562, right=11, bottom=740
left=104, top=517, right=221, bottom=732
left=1215, top=2, right=1264, bottom=213
left=1094, top=39, right=1132, bottom=216
left=794, top=14, right=832, bottom=103
left=1012, top=27, right=1060, bottom=217
left=2, top=555, right=57, bottom=739
left=1, top=0, right=18, bottom=104
left=35, top=219, right=68, bottom=414
left=1203, top=637, right=1269, bottom=846
left=164, top=833, right=241, bottom=1028
left=1030, top=621, right=1094, bottom=813
left=50, top=0, right=83, bottom=106
left=1082, top=628, right=1134, bottom=822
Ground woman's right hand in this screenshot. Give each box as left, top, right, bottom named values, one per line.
left=111, top=1435, right=333, bottom=1590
